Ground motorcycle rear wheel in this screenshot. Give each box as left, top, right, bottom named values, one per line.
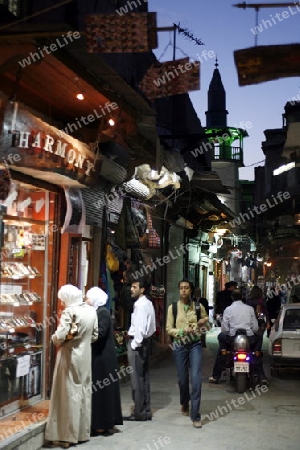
left=235, top=373, right=247, bottom=393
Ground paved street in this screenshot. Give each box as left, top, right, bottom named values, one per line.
left=63, top=328, right=299, bottom=450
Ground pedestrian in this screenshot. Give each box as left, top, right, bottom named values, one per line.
left=44, top=284, right=98, bottom=448
left=279, top=284, right=287, bottom=304
left=124, top=277, right=156, bottom=421
left=245, top=285, right=267, bottom=336
left=192, top=287, right=209, bottom=347
left=214, top=281, right=238, bottom=325
left=166, top=279, right=209, bottom=428
left=266, top=287, right=281, bottom=337
left=85, top=286, right=123, bottom=436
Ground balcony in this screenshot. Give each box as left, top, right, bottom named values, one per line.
left=213, top=145, right=243, bottom=162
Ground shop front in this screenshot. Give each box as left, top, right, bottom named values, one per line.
left=0, top=100, right=99, bottom=418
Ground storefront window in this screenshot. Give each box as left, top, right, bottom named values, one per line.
left=0, top=181, right=57, bottom=415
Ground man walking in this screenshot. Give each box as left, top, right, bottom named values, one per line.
left=166, top=279, right=209, bottom=428
left=124, top=277, right=156, bottom=421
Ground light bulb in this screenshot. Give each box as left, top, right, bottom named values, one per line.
left=76, top=93, right=84, bottom=100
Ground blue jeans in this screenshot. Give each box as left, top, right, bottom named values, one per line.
left=173, top=341, right=202, bottom=421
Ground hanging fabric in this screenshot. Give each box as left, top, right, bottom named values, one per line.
left=147, top=210, right=161, bottom=249
left=0, top=163, right=12, bottom=201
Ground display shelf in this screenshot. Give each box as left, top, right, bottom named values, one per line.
left=3, top=215, right=46, bottom=226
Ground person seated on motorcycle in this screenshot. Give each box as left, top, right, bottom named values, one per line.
left=209, top=289, right=268, bottom=385
left=214, top=281, right=238, bottom=326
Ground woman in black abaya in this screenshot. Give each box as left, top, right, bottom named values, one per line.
left=86, top=287, right=123, bottom=436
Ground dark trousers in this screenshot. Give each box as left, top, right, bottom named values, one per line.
left=173, top=341, right=202, bottom=421
left=127, top=339, right=151, bottom=420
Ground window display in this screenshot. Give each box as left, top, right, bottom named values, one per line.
left=0, top=181, right=57, bottom=414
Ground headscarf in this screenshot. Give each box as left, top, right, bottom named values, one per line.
left=86, top=286, right=108, bottom=309
left=57, top=284, right=83, bottom=307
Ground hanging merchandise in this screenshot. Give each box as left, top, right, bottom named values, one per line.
left=125, top=197, right=141, bottom=248
left=0, top=165, right=11, bottom=201
left=147, top=210, right=161, bottom=249
left=106, top=244, right=120, bottom=272
left=131, top=202, right=148, bottom=249
left=131, top=200, right=147, bottom=238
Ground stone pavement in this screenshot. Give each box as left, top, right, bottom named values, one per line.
left=2, top=329, right=300, bottom=450
left=70, top=328, right=300, bottom=450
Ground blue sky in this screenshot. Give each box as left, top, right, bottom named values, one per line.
left=149, top=0, right=300, bottom=180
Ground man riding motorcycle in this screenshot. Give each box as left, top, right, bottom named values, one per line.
left=209, top=289, right=269, bottom=385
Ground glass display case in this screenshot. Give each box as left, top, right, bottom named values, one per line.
left=0, top=181, right=57, bottom=414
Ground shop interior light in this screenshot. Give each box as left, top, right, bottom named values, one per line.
left=76, top=93, right=84, bottom=100
left=215, top=228, right=228, bottom=235
left=74, top=77, right=84, bottom=100
left=264, top=259, right=272, bottom=267
left=108, top=118, right=115, bottom=127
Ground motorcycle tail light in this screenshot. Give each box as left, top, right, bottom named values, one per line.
left=236, top=352, right=247, bottom=361
left=273, top=339, right=282, bottom=355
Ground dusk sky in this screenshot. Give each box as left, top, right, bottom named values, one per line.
left=149, top=0, right=300, bottom=180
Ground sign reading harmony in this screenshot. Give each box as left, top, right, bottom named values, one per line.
left=17, top=131, right=95, bottom=176
left=2, top=107, right=98, bottom=185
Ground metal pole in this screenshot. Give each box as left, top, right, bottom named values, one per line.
left=0, top=204, right=7, bottom=295
left=233, top=3, right=299, bottom=8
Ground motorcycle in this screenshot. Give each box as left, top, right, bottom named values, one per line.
left=219, top=329, right=263, bottom=393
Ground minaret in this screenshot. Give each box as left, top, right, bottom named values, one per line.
left=205, top=58, right=228, bottom=127
left=204, top=59, right=248, bottom=216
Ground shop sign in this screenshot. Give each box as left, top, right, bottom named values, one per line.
left=234, top=44, right=300, bottom=86
left=85, top=12, right=157, bottom=53
left=2, top=107, right=99, bottom=185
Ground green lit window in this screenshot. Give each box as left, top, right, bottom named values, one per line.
left=0, top=0, right=20, bottom=17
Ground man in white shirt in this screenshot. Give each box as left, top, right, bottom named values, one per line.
left=124, top=278, right=156, bottom=421
left=209, top=289, right=268, bottom=384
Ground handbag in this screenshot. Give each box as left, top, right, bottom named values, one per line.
left=147, top=211, right=161, bottom=249
left=65, top=313, right=78, bottom=340
left=106, top=244, right=120, bottom=272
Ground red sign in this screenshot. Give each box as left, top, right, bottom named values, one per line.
left=139, top=57, right=200, bottom=99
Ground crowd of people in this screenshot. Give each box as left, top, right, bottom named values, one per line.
left=43, top=278, right=156, bottom=448
left=43, top=277, right=289, bottom=447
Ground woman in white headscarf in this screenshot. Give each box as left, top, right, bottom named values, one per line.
left=44, top=285, right=98, bottom=448
left=86, top=287, right=123, bottom=436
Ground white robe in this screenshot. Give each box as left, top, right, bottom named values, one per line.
left=45, top=303, right=98, bottom=443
